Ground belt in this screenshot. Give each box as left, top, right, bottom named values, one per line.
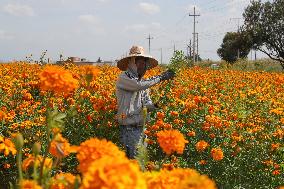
left=120, top=124, right=143, bottom=127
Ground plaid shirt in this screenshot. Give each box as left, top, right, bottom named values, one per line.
left=116, top=71, right=161, bottom=126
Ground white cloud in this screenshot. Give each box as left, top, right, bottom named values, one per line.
left=77, top=14, right=105, bottom=34
left=78, top=14, right=100, bottom=25
left=0, top=30, right=14, bottom=40
left=125, top=24, right=147, bottom=32
left=139, top=2, right=160, bottom=14
left=124, top=22, right=161, bottom=32
left=3, top=3, right=35, bottom=16
left=151, top=22, right=161, bottom=29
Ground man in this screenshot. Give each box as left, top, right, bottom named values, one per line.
left=116, top=45, right=175, bottom=159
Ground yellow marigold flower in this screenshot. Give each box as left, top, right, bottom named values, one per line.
left=144, top=168, right=216, bottom=189
left=20, top=179, right=42, bottom=189
left=195, top=140, right=209, bottom=152
left=50, top=173, right=79, bottom=189
left=77, top=138, right=125, bottom=174
left=156, top=129, right=188, bottom=155
left=22, top=155, right=53, bottom=172
left=211, top=147, right=224, bottom=161
left=0, top=136, right=17, bottom=156
left=39, top=65, right=78, bottom=95
left=49, top=133, right=73, bottom=158
left=81, top=156, right=146, bottom=189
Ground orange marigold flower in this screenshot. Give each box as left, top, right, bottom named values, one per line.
left=144, top=168, right=216, bottom=189
left=77, top=138, right=125, bottom=174
left=280, top=118, right=284, bottom=124
left=81, top=156, right=146, bottom=189
left=156, top=129, right=188, bottom=155
left=272, top=169, right=281, bottom=175
left=39, top=65, right=78, bottom=95
left=81, top=65, right=101, bottom=83
left=22, top=155, right=53, bottom=172
left=196, top=140, right=209, bottom=152
left=162, top=163, right=175, bottom=171
left=82, top=65, right=101, bottom=76
left=187, top=131, right=196, bottom=137
left=50, top=173, right=80, bottom=189
left=271, top=143, right=280, bottom=151
left=0, top=136, right=17, bottom=156
left=49, top=133, right=73, bottom=158
left=199, top=160, right=207, bottom=165
left=20, top=179, right=42, bottom=189
left=211, top=147, right=224, bottom=161
left=4, top=163, right=11, bottom=169
left=157, top=112, right=165, bottom=120
left=0, top=110, right=7, bottom=121
left=170, top=111, right=179, bottom=117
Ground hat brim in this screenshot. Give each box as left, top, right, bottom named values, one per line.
left=117, top=54, right=158, bottom=71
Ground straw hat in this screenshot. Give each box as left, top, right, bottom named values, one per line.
left=117, top=46, right=158, bottom=71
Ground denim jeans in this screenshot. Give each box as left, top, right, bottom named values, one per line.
left=119, top=125, right=143, bottom=159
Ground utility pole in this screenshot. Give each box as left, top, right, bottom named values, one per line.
left=196, top=33, right=199, bottom=63
left=255, top=50, right=257, bottom=60
left=230, top=17, right=242, bottom=59
left=189, top=39, right=192, bottom=57
left=189, top=6, right=200, bottom=64
left=146, top=34, right=153, bottom=54
left=160, top=48, right=163, bottom=64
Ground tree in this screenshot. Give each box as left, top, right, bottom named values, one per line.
left=217, top=32, right=252, bottom=63
left=242, top=0, right=284, bottom=67
left=168, top=50, right=192, bottom=71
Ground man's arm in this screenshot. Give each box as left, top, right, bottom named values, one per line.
left=116, top=73, right=161, bottom=91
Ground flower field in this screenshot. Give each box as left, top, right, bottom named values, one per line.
left=0, top=62, right=283, bottom=188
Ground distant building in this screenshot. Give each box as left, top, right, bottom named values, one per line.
left=56, top=56, right=115, bottom=66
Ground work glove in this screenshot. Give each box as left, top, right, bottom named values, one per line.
left=159, top=70, right=175, bottom=81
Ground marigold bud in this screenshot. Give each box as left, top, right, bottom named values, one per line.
left=13, top=133, right=24, bottom=151
left=32, top=142, right=41, bottom=155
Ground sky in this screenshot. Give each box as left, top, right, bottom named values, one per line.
left=0, top=0, right=266, bottom=63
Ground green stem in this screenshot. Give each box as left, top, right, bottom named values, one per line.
left=17, top=150, right=23, bottom=182
left=39, top=108, right=52, bottom=185
left=33, top=154, right=38, bottom=181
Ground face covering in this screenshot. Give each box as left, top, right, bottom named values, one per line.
left=127, top=57, right=138, bottom=77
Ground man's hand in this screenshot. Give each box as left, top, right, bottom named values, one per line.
left=154, top=102, right=160, bottom=109
left=160, top=70, right=175, bottom=81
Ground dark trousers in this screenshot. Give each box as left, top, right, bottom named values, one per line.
left=119, top=125, right=143, bottom=159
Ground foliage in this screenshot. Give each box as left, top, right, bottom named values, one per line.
left=217, top=32, right=252, bottom=63
left=242, top=0, right=284, bottom=67
left=167, top=50, right=192, bottom=72
left=0, top=62, right=284, bottom=188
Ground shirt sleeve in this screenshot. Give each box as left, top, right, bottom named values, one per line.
left=116, top=73, right=161, bottom=91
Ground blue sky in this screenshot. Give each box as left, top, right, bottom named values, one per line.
left=0, top=0, right=263, bottom=63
